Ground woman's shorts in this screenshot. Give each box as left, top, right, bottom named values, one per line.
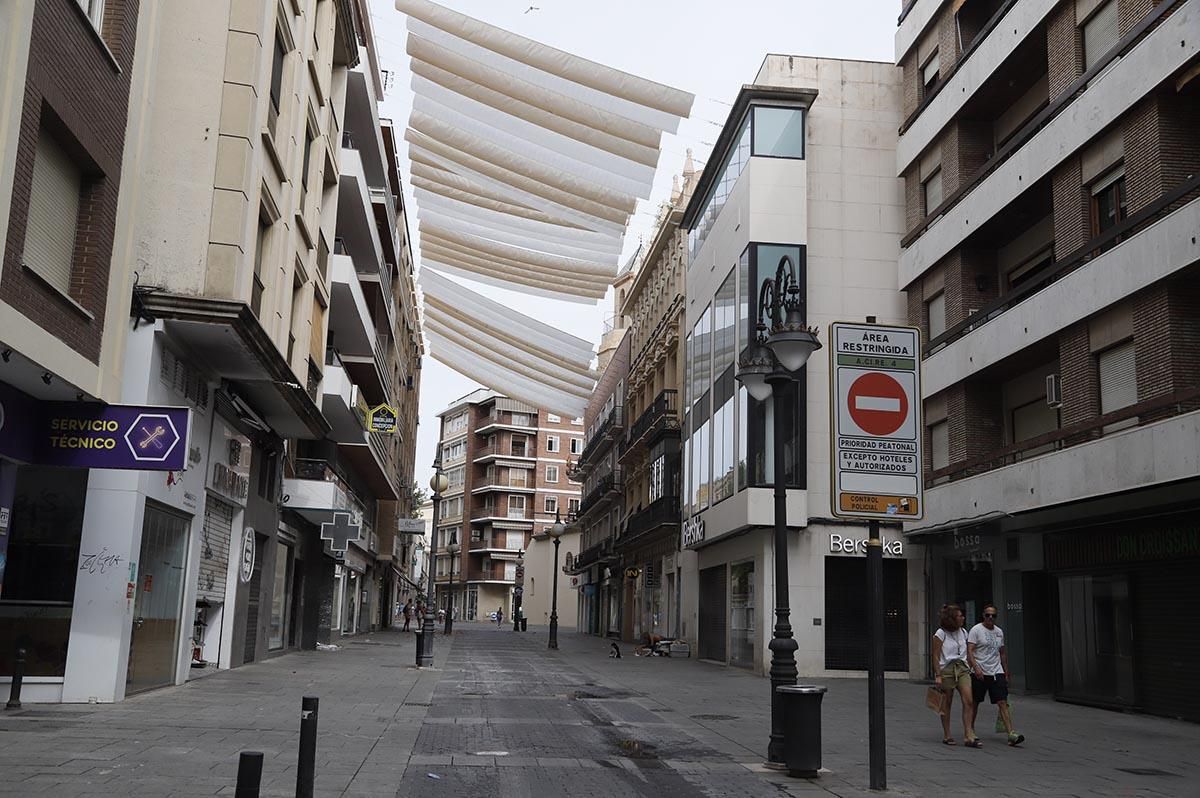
left=940, top=660, right=971, bottom=692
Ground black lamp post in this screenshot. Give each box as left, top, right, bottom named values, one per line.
left=418, top=457, right=449, bottom=667
left=547, top=511, right=565, bottom=649
left=513, top=550, right=525, bottom=631
left=734, top=254, right=821, bottom=767
left=444, top=531, right=459, bottom=635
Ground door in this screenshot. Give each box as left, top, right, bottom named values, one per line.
left=288, top=557, right=303, bottom=648
left=242, top=533, right=264, bottom=662
left=128, top=504, right=190, bottom=694
left=698, top=565, right=728, bottom=662
left=729, top=561, right=755, bottom=669
left=824, top=557, right=909, bottom=671
left=1057, top=572, right=1134, bottom=707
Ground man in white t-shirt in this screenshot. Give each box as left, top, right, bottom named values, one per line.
left=968, top=604, right=1024, bottom=746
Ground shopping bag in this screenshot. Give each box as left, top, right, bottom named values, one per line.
left=926, top=685, right=945, bottom=715
left=994, top=699, right=1012, bottom=733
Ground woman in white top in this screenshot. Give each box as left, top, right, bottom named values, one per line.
left=931, top=603, right=981, bottom=747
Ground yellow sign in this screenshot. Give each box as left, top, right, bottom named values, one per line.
left=838, top=494, right=919, bottom=516
left=367, top=404, right=398, bottom=433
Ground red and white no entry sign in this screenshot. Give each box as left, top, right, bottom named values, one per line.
left=847, top=372, right=909, bottom=436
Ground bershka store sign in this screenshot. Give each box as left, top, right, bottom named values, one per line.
left=830, top=532, right=903, bottom=556
left=0, top=382, right=189, bottom=471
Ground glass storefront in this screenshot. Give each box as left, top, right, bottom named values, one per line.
left=729, top=561, right=755, bottom=668
left=269, top=540, right=293, bottom=650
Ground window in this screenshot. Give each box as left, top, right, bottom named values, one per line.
left=252, top=215, right=270, bottom=318
left=1082, top=0, right=1118, bottom=72
left=546, top=436, right=560, bottom=453
left=570, top=438, right=583, bottom=455
left=268, top=32, right=287, bottom=138
left=446, top=467, right=464, bottom=490
left=441, top=439, right=465, bottom=462
left=927, top=292, right=946, bottom=341
left=301, top=125, right=315, bottom=208
left=921, top=50, right=940, bottom=96
left=22, top=129, right=82, bottom=295
left=76, top=0, right=105, bottom=31
left=1091, top=168, right=1127, bottom=238
left=571, top=417, right=583, bottom=426
left=511, top=412, right=531, bottom=426
left=444, top=413, right=468, bottom=435
left=568, top=497, right=581, bottom=515
left=544, top=496, right=558, bottom=514
left=547, top=414, right=561, bottom=423
left=752, top=106, right=805, bottom=158
left=1098, top=340, right=1137, bottom=415
left=930, top=421, right=950, bottom=471
left=545, top=464, right=559, bottom=483
left=439, top=496, right=463, bottom=518
left=1012, top=399, right=1059, bottom=443
left=507, top=494, right=527, bottom=517
left=649, top=455, right=666, bottom=502
left=1006, top=249, right=1055, bottom=293
left=922, top=167, right=943, bottom=216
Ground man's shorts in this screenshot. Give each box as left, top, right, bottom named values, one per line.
left=972, top=673, right=1009, bottom=704
left=939, top=660, right=971, bottom=693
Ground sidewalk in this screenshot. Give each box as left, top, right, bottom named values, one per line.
left=0, top=625, right=1197, bottom=797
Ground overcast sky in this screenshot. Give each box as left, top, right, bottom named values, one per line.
left=366, top=0, right=900, bottom=489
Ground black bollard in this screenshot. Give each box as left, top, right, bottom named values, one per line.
left=296, top=695, right=319, bottom=798
left=234, top=751, right=263, bottom=798
left=6, top=648, right=25, bottom=710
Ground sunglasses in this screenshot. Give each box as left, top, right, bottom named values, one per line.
left=983, top=613, right=997, bottom=618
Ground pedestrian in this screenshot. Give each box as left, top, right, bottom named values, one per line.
left=496, top=606, right=504, bottom=627
left=932, top=603, right=981, bottom=747
left=968, top=604, right=1025, bottom=747
left=402, top=600, right=413, bottom=632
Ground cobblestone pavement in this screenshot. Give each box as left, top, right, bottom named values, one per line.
left=2, top=625, right=1199, bottom=797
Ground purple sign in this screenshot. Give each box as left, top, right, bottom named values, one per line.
left=0, top=383, right=190, bottom=471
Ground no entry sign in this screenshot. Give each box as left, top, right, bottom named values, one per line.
left=830, top=322, right=923, bottom=520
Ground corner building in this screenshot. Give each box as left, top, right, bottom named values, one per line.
left=679, top=56, right=925, bottom=676
left=895, top=0, right=1200, bottom=720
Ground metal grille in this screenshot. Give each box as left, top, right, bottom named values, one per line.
left=698, top=565, right=727, bottom=662
left=823, top=557, right=909, bottom=671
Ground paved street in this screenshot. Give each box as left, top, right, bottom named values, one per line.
left=1, top=625, right=1198, bottom=797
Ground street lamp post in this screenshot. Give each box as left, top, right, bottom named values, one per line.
left=547, top=512, right=566, bottom=649
left=444, top=532, right=459, bottom=635
left=734, top=254, right=822, bottom=767
left=513, top=550, right=525, bottom=631
left=419, top=458, right=449, bottom=667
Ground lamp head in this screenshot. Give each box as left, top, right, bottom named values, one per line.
left=549, top=510, right=565, bottom=539
left=767, top=286, right=821, bottom=372
left=735, top=323, right=776, bottom=401
left=429, top=471, right=449, bottom=494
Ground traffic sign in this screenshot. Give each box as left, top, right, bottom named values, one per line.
left=830, top=322, right=923, bottom=520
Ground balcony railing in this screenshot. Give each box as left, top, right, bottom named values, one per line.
left=622, top=389, right=680, bottom=456
left=622, top=495, right=681, bottom=543
left=292, top=458, right=372, bottom=528
left=577, top=468, right=623, bottom=519
left=578, top=405, right=623, bottom=466
left=925, top=174, right=1200, bottom=356
left=927, top=386, right=1200, bottom=487
left=473, top=444, right=533, bottom=460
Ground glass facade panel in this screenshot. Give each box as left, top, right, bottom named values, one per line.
left=752, top=106, right=805, bottom=158
left=688, top=115, right=752, bottom=260
left=269, top=541, right=292, bottom=650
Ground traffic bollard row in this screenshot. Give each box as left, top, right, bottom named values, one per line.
left=233, top=695, right=319, bottom=798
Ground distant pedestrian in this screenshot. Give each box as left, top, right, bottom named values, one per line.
left=496, top=606, right=504, bottom=627
left=402, top=600, right=413, bottom=632
left=969, top=604, right=1024, bottom=747
left=932, top=603, right=980, bottom=747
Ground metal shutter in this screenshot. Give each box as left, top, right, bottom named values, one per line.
left=22, top=131, right=81, bottom=294
left=1133, top=562, right=1198, bottom=721
left=927, top=292, right=946, bottom=339
left=1082, top=0, right=1118, bottom=70
left=698, top=565, right=727, bottom=662
left=930, top=421, right=950, bottom=471
left=825, top=557, right=910, bottom=671
left=1098, top=340, right=1136, bottom=414
left=198, top=499, right=235, bottom=604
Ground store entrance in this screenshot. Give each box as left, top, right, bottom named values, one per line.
left=1057, top=572, right=1135, bottom=708
left=128, top=504, right=190, bottom=694
left=952, top=556, right=994, bottom=627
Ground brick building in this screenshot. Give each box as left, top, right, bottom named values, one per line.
left=433, top=390, right=581, bottom=626
left=895, top=0, right=1200, bottom=720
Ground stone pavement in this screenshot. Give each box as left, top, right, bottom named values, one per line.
left=1, top=624, right=1199, bottom=797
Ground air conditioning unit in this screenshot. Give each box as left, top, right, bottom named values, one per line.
left=1046, top=374, right=1063, bottom=408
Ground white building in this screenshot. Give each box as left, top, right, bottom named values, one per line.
left=678, top=56, right=924, bottom=677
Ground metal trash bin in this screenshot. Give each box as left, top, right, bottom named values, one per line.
left=413, top=630, right=423, bottom=666
left=776, top=685, right=827, bottom=777
left=520, top=618, right=528, bottom=631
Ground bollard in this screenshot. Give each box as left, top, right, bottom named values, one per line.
left=413, top=629, right=423, bottom=666
left=234, top=751, right=263, bottom=798
left=296, top=695, right=318, bottom=798
left=6, top=647, right=25, bottom=710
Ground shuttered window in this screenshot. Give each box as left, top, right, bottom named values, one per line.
left=930, top=421, right=950, bottom=471
left=22, top=131, right=82, bottom=295
left=927, top=292, right=947, bottom=340
left=921, top=50, right=940, bottom=95
left=1098, top=340, right=1137, bottom=414
left=1082, top=0, right=1118, bottom=71
left=923, top=168, right=943, bottom=216
left=76, top=0, right=105, bottom=31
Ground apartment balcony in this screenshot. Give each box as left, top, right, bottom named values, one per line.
left=321, top=350, right=367, bottom=444
left=472, top=444, right=536, bottom=464
left=475, top=413, right=539, bottom=436
left=576, top=405, right=624, bottom=470
left=918, top=392, right=1200, bottom=532
left=329, top=253, right=390, bottom=403
left=620, top=495, right=681, bottom=547
left=283, top=458, right=374, bottom=552
left=620, top=389, right=680, bottom=461
left=565, top=538, right=616, bottom=575
left=467, top=537, right=526, bottom=555
left=576, top=468, right=624, bottom=521
left=468, top=508, right=535, bottom=526
left=466, top=566, right=516, bottom=584
left=470, top=482, right=536, bottom=495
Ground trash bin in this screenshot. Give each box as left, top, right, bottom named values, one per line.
left=776, top=685, right=827, bottom=777
left=520, top=618, right=528, bottom=631
left=413, top=629, right=423, bottom=666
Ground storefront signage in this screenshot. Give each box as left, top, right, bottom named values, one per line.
left=367, top=404, right=398, bottom=433
left=624, top=567, right=641, bottom=579
left=829, top=532, right=903, bottom=556
left=396, top=518, right=425, bottom=534
left=209, top=416, right=251, bottom=505
left=682, top=516, right=705, bottom=547
left=320, top=512, right=361, bottom=552
left=829, top=322, right=923, bottom=520
left=0, top=384, right=190, bottom=471
left=1047, top=522, right=1200, bottom=570
left=239, top=528, right=256, bottom=583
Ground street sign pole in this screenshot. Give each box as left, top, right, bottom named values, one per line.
left=866, top=519, right=886, bottom=791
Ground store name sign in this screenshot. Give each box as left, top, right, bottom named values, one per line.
left=682, top=516, right=705, bottom=548
left=0, top=384, right=190, bottom=471
left=830, top=533, right=903, bottom=556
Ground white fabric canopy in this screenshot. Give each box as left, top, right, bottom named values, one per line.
left=395, top=0, right=693, bottom=410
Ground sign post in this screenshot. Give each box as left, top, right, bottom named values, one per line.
left=830, top=320, right=924, bottom=792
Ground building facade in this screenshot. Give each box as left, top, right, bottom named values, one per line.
left=434, top=390, right=580, bottom=626
left=678, top=56, right=924, bottom=676
left=896, top=0, right=1200, bottom=720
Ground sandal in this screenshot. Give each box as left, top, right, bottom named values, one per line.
left=965, top=738, right=983, bottom=748
left=942, top=738, right=956, bottom=746
left=1007, top=732, right=1025, bottom=746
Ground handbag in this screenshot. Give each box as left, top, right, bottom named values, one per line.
left=925, top=685, right=945, bottom=715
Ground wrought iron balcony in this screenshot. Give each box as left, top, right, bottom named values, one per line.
left=621, top=389, right=680, bottom=458
left=576, top=467, right=623, bottom=520
left=576, top=405, right=624, bottom=469
left=621, top=495, right=681, bottom=545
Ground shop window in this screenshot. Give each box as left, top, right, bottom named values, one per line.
left=0, top=466, right=88, bottom=677
left=729, top=561, right=755, bottom=669
left=1081, top=0, right=1118, bottom=72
